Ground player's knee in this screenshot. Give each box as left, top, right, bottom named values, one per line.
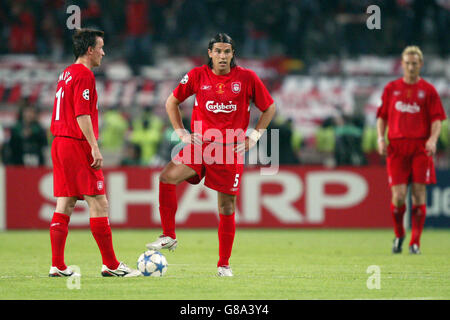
left=392, top=191, right=407, bottom=204
left=67, top=200, right=76, bottom=213
left=56, top=198, right=77, bottom=215
left=411, top=194, right=426, bottom=206
left=98, top=198, right=109, bottom=215
left=219, top=202, right=235, bottom=215
left=159, top=170, right=177, bottom=184
left=88, top=197, right=109, bottom=217
left=411, top=186, right=426, bottom=204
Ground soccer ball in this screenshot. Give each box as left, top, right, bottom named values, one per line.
left=137, top=250, right=168, bottom=277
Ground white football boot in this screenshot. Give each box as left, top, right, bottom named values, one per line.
left=101, top=262, right=141, bottom=277
left=146, top=235, right=178, bottom=251
left=217, top=266, right=233, bottom=277
left=49, top=266, right=80, bottom=277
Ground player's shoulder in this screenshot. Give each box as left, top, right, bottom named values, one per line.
left=234, top=65, right=256, bottom=76
left=67, top=63, right=95, bottom=80
left=384, top=78, right=402, bottom=90
left=182, top=65, right=208, bottom=83
left=189, top=65, right=208, bottom=75
left=418, top=78, right=438, bottom=92
left=233, top=65, right=261, bottom=81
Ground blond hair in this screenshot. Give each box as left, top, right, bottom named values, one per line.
left=402, top=46, right=423, bottom=62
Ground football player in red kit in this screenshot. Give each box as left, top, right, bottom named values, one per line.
left=146, top=33, right=276, bottom=276
left=377, top=46, right=447, bottom=254
left=49, top=29, right=140, bottom=277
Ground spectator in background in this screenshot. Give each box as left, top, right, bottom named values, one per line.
left=0, top=123, right=5, bottom=163
left=242, top=0, right=274, bottom=58
left=125, top=0, right=153, bottom=73
left=436, top=119, right=449, bottom=168
left=362, top=121, right=382, bottom=165
left=81, top=0, right=103, bottom=29
left=100, top=107, right=129, bottom=152
left=120, top=142, right=143, bottom=166
left=435, top=0, right=450, bottom=57
left=266, top=116, right=300, bottom=165
left=334, top=114, right=365, bottom=166
left=8, top=1, right=36, bottom=53
left=336, top=0, right=372, bottom=56
left=6, top=105, right=47, bottom=166
left=36, top=11, right=63, bottom=59
left=175, top=0, right=208, bottom=56
left=157, top=121, right=181, bottom=163
left=315, top=117, right=336, bottom=167
left=130, top=106, right=163, bottom=164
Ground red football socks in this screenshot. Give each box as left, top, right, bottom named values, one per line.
left=49, top=212, right=70, bottom=270
left=217, top=213, right=236, bottom=267
left=410, top=204, right=426, bottom=246
left=159, top=181, right=177, bottom=239
left=90, top=217, right=120, bottom=270
left=391, top=203, right=406, bottom=238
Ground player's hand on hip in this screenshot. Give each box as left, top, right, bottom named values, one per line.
left=234, top=137, right=256, bottom=155
left=91, top=146, right=103, bottom=169
left=425, top=138, right=437, bottom=156
left=177, top=129, right=202, bottom=145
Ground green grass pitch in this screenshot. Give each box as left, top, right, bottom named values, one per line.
left=0, top=229, right=449, bottom=300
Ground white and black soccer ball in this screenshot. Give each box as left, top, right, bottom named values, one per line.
left=137, top=250, right=168, bottom=277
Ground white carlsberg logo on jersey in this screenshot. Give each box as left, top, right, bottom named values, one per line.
left=206, top=100, right=237, bottom=113
left=395, top=101, right=420, bottom=113
left=82, top=89, right=90, bottom=100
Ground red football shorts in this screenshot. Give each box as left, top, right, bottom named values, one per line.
left=173, top=142, right=244, bottom=195
left=386, top=138, right=436, bottom=187
left=51, top=136, right=106, bottom=199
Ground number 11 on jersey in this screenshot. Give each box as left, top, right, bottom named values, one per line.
left=55, top=87, right=64, bottom=120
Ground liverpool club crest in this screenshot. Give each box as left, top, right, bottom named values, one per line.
left=231, top=82, right=241, bottom=93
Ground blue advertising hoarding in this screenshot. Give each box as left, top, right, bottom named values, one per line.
left=426, top=170, right=450, bottom=228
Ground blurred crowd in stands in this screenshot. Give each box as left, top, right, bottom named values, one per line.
left=0, top=0, right=449, bottom=168
left=0, top=0, right=449, bottom=67
left=0, top=100, right=448, bottom=168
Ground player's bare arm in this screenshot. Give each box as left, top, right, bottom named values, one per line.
left=165, top=93, right=202, bottom=145
left=235, top=103, right=276, bottom=154
left=76, top=114, right=103, bottom=169
left=376, top=118, right=387, bottom=156
left=425, top=120, right=442, bottom=156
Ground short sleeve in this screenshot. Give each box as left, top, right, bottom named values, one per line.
left=376, top=85, right=390, bottom=120
left=173, top=69, right=197, bottom=102
left=428, top=86, right=447, bottom=122
left=250, top=70, right=273, bottom=112
left=73, top=76, right=95, bottom=117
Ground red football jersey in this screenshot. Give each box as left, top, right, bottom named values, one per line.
left=50, top=63, right=99, bottom=140
left=376, top=78, right=446, bottom=139
left=173, top=65, right=274, bottom=143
